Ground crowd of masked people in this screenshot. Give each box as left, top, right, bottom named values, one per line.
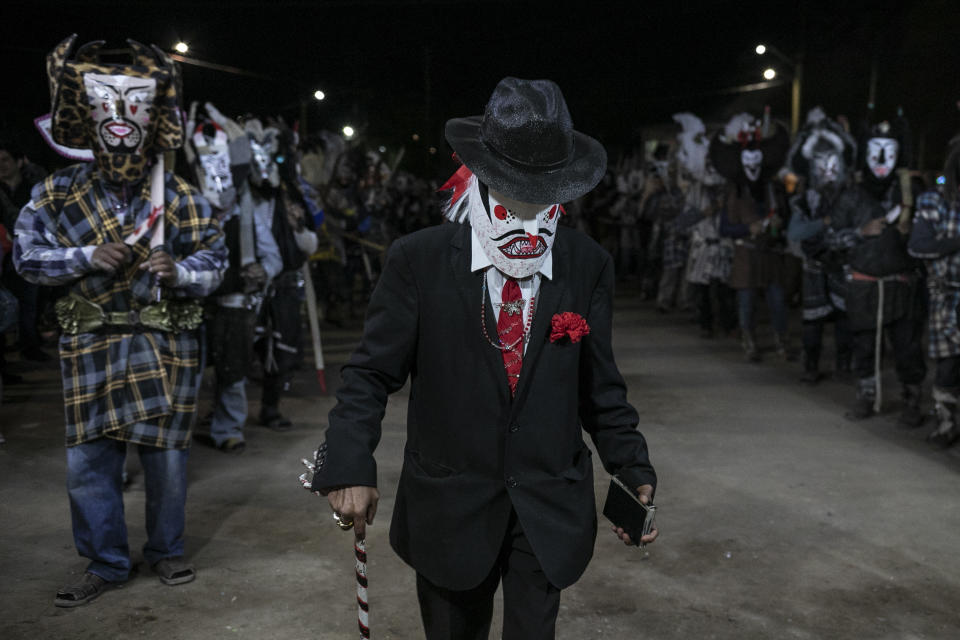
left=0, top=108, right=441, bottom=449
left=576, top=107, right=960, bottom=450
left=6, top=103, right=960, bottom=456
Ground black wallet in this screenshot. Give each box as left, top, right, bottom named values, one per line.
left=602, top=475, right=656, bottom=547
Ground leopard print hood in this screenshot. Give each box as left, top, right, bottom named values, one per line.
left=47, top=34, right=183, bottom=184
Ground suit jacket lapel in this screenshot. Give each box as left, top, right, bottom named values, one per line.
left=512, top=235, right=567, bottom=408
left=450, top=224, right=511, bottom=404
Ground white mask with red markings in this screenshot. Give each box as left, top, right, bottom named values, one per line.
left=866, top=137, right=898, bottom=180
left=470, top=184, right=560, bottom=279
left=83, top=73, right=156, bottom=156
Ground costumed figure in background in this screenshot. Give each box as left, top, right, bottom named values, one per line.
left=711, top=111, right=793, bottom=361
left=14, top=35, right=227, bottom=605
left=185, top=104, right=281, bottom=453
left=907, top=127, right=960, bottom=448
left=249, top=119, right=317, bottom=429
left=641, top=144, right=687, bottom=311
left=823, top=111, right=926, bottom=424
left=652, top=147, right=698, bottom=313
left=785, top=108, right=857, bottom=384
left=299, top=133, right=349, bottom=323
left=0, top=138, right=50, bottom=365
left=302, top=78, right=658, bottom=638
left=608, top=157, right=645, bottom=282
left=675, top=113, right=735, bottom=338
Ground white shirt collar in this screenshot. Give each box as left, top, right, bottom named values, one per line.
left=470, top=226, right=553, bottom=280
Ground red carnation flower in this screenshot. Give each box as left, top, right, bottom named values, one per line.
left=550, top=312, right=590, bottom=344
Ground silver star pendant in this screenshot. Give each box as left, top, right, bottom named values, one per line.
left=497, top=298, right=525, bottom=317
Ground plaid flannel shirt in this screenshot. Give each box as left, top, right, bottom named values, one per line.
left=911, top=190, right=960, bottom=358
left=14, top=163, right=226, bottom=448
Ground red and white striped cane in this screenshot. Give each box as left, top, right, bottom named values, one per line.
left=301, top=449, right=370, bottom=638
left=355, top=538, right=369, bottom=639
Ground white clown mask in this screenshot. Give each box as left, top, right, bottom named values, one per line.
left=470, top=184, right=561, bottom=279
left=192, top=122, right=233, bottom=208
left=740, top=148, right=763, bottom=182
left=83, top=73, right=157, bottom=156
left=867, top=137, right=898, bottom=179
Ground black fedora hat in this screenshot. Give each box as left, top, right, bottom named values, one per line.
left=445, top=77, right=607, bottom=204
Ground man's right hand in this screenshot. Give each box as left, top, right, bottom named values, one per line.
left=90, top=243, right=132, bottom=273
left=327, top=486, right=380, bottom=540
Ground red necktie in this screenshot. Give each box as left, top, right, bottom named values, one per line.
left=497, top=278, right=524, bottom=396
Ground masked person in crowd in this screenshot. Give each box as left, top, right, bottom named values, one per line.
left=821, top=112, right=926, bottom=424
left=1, top=138, right=50, bottom=365
left=711, top=112, right=793, bottom=361
left=907, top=130, right=960, bottom=447
left=648, top=147, right=695, bottom=314
left=305, top=78, right=658, bottom=638
left=14, top=35, right=227, bottom=605
left=786, top=108, right=857, bottom=384
left=185, top=105, right=281, bottom=452
left=674, top=113, right=733, bottom=338
left=248, top=119, right=317, bottom=430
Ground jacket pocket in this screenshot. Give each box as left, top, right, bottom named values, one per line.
left=405, top=449, right=458, bottom=478
left=560, top=445, right=593, bottom=482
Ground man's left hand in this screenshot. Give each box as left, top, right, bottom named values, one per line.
left=611, top=483, right=658, bottom=547
left=140, top=250, right=178, bottom=287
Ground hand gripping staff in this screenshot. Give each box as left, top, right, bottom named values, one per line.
left=299, top=446, right=370, bottom=639
left=121, top=156, right=167, bottom=301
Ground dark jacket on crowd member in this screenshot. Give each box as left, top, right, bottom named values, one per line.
left=310, top=222, right=656, bottom=591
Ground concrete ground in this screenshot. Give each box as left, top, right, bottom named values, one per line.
left=2, top=294, right=959, bottom=639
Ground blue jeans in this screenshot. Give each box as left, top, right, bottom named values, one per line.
left=737, top=284, right=787, bottom=335
left=211, top=377, right=247, bottom=445
left=66, top=438, right=189, bottom=582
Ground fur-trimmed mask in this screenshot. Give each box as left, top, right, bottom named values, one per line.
left=709, top=113, right=789, bottom=186
left=46, top=34, right=183, bottom=184
left=244, top=119, right=280, bottom=189
left=788, top=107, right=857, bottom=190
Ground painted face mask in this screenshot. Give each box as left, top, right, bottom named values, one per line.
left=245, top=119, right=280, bottom=188
left=812, top=151, right=843, bottom=187
left=740, top=149, right=763, bottom=182
left=191, top=120, right=233, bottom=208
left=46, top=35, right=183, bottom=184
left=867, top=137, right=898, bottom=180
left=470, top=183, right=561, bottom=279
left=84, top=73, right=156, bottom=156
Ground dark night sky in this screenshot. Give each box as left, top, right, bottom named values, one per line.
left=1, top=0, right=957, bottom=177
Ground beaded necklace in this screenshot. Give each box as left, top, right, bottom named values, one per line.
left=480, top=270, right=538, bottom=351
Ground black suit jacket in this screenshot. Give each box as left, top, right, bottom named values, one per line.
left=314, top=222, right=656, bottom=590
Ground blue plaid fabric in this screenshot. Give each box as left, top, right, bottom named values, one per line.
left=914, top=190, right=960, bottom=358
left=14, top=163, right=226, bottom=448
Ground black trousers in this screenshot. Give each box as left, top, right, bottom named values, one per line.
left=851, top=310, right=926, bottom=385
left=936, top=356, right=960, bottom=390
left=695, top=280, right=736, bottom=333
left=416, top=511, right=561, bottom=640
left=801, top=311, right=852, bottom=370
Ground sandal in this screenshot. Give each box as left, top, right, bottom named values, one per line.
left=152, top=557, right=196, bottom=586
left=54, top=572, right=121, bottom=608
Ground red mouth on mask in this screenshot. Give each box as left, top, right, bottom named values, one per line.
left=498, top=234, right=545, bottom=259
left=105, top=121, right=134, bottom=139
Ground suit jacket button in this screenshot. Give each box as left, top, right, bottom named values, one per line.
left=506, top=476, right=518, bottom=488
left=509, top=424, right=520, bottom=433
